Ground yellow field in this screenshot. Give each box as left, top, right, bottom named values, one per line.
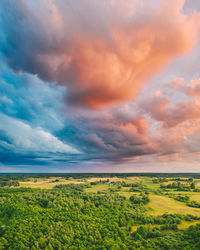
left=188, top=193, right=200, bottom=202
left=87, top=177, right=125, bottom=182
left=169, top=191, right=200, bottom=202
left=147, top=194, right=200, bottom=216
left=19, top=177, right=84, bottom=189
left=178, top=221, right=200, bottom=229
left=18, top=176, right=143, bottom=189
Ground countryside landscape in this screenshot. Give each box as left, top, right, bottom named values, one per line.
left=2, top=0, right=200, bottom=249
left=1, top=173, right=200, bottom=249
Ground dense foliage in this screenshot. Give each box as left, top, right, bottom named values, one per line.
left=1, top=174, right=200, bottom=249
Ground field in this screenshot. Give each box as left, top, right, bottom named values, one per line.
left=17, top=175, right=200, bottom=218
left=147, top=194, right=200, bottom=216
left=18, top=177, right=85, bottom=189
left=2, top=173, right=200, bottom=249
left=18, top=176, right=141, bottom=189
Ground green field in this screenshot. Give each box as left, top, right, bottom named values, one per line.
left=84, top=184, right=110, bottom=192
left=147, top=194, right=200, bottom=216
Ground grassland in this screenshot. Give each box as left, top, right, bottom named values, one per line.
left=147, top=194, right=200, bottom=216
left=170, top=191, right=200, bottom=202
left=84, top=184, right=110, bottom=193
left=18, top=177, right=85, bottom=189
left=18, top=176, right=141, bottom=189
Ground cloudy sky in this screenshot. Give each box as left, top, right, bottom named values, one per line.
left=1, top=0, right=200, bottom=172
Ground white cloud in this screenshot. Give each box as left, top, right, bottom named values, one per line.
left=0, top=112, right=80, bottom=154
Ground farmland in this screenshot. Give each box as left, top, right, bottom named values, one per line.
left=1, top=173, right=200, bottom=249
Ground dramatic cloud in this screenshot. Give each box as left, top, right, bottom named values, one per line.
left=1, top=0, right=200, bottom=108
left=141, top=91, right=200, bottom=128
left=138, top=78, right=200, bottom=160
left=1, top=0, right=200, bottom=172
left=0, top=112, right=79, bottom=154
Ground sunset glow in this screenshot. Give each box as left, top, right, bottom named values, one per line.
left=1, top=0, right=200, bottom=172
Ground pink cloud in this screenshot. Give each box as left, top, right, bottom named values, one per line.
left=64, top=0, right=200, bottom=108
left=2, top=0, right=200, bottom=166
left=2, top=0, right=200, bottom=109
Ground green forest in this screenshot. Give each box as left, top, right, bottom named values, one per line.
left=1, top=173, right=200, bottom=249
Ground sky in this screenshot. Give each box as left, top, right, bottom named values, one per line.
left=1, top=0, right=200, bottom=173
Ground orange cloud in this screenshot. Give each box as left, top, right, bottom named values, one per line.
left=2, top=0, right=200, bottom=109
left=63, top=0, right=200, bottom=108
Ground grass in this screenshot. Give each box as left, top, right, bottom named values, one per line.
left=189, top=193, right=200, bottom=202
left=147, top=194, right=200, bottom=216
left=178, top=221, right=200, bottom=229
left=117, top=191, right=134, bottom=199
left=19, top=177, right=84, bottom=189
left=18, top=176, right=143, bottom=190
left=19, top=181, right=66, bottom=189
left=84, top=184, right=110, bottom=193
left=142, top=178, right=160, bottom=190
left=168, top=191, right=200, bottom=202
